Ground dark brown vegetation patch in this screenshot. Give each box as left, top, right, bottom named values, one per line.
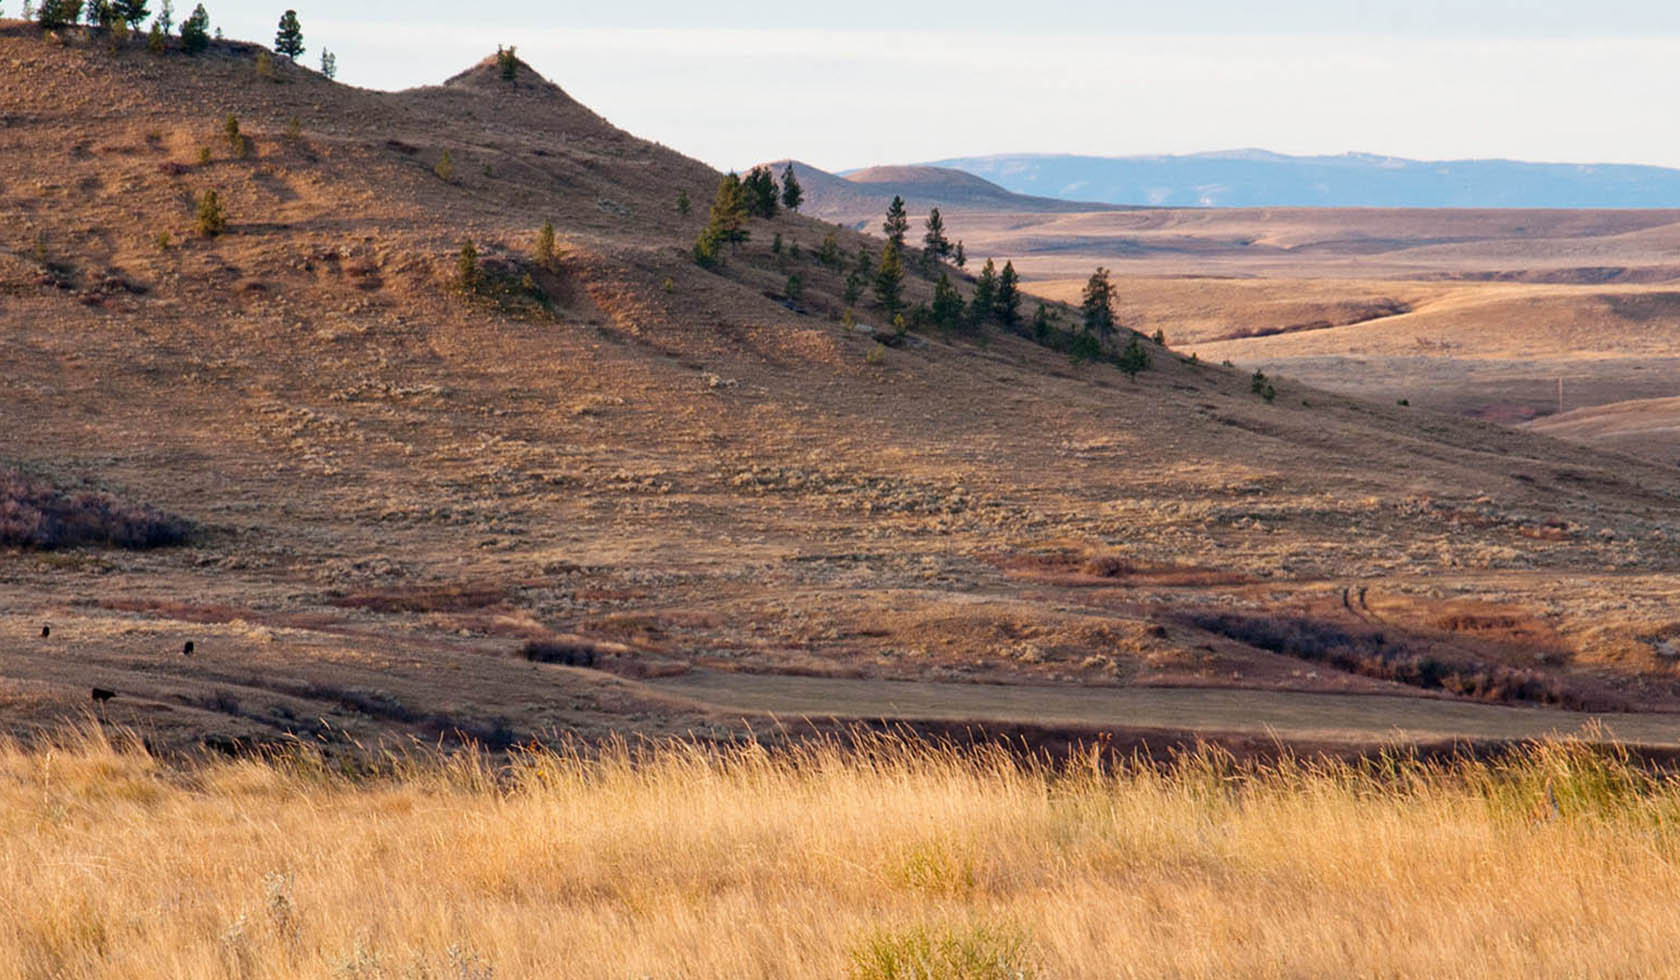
left=327, top=583, right=510, bottom=614
left=999, top=548, right=1251, bottom=587
left=1183, top=610, right=1613, bottom=711
left=1, top=466, right=190, bottom=550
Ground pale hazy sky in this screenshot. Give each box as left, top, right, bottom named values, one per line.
left=163, top=2, right=1680, bottom=172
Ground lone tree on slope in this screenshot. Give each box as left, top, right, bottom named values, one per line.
left=116, top=0, right=148, bottom=29
left=874, top=239, right=905, bottom=315
left=882, top=195, right=908, bottom=249
left=1080, top=266, right=1116, bottom=338
left=274, top=9, right=303, bottom=60
left=930, top=271, right=964, bottom=333
left=922, top=207, right=951, bottom=261
left=969, top=258, right=998, bottom=329
left=780, top=163, right=803, bottom=212
left=695, top=172, right=749, bottom=266
left=995, top=260, right=1021, bottom=327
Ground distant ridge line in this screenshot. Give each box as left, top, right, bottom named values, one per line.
left=878, top=150, right=1680, bottom=209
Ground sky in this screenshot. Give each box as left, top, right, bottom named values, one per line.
left=172, top=2, right=1680, bottom=173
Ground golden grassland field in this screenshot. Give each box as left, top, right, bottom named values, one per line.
left=5, top=729, right=1680, bottom=978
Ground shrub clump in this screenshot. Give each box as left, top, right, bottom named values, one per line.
left=849, top=922, right=1037, bottom=980
left=0, top=467, right=191, bottom=550
left=195, top=188, right=226, bottom=236
left=1184, top=610, right=1595, bottom=709
left=520, top=640, right=598, bottom=667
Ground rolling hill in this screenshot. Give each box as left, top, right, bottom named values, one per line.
left=6, top=20, right=1680, bottom=755
left=919, top=149, right=1680, bottom=208
left=769, top=159, right=1113, bottom=225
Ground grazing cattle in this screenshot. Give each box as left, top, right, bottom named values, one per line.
left=40, top=625, right=50, bottom=639
left=182, top=640, right=195, bottom=656
left=90, top=688, right=115, bottom=704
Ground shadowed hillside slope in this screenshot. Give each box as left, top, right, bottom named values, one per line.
left=6, top=23, right=1680, bottom=753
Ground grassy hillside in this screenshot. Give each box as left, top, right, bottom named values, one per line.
left=5, top=22, right=1680, bottom=753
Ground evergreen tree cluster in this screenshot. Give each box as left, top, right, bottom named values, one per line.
left=178, top=2, right=208, bottom=50
left=36, top=0, right=81, bottom=27
left=692, top=164, right=803, bottom=269
left=42, top=1, right=334, bottom=74
left=742, top=166, right=779, bottom=219
left=675, top=166, right=1152, bottom=379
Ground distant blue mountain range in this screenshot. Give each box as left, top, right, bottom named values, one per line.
left=909, top=150, right=1680, bottom=208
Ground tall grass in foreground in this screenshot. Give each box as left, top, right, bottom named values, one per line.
left=4, top=728, right=1680, bottom=978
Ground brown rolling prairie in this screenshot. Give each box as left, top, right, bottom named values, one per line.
left=4, top=22, right=1680, bottom=758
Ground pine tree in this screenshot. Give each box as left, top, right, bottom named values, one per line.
left=693, top=228, right=722, bottom=268
left=873, top=240, right=904, bottom=315
left=147, top=18, right=164, bottom=50
left=701, top=172, right=749, bottom=255
left=220, top=113, right=242, bottom=157
left=882, top=195, right=909, bottom=248
left=434, top=150, right=454, bottom=182
left=456, top=240, right=480, bottom=290
left=780, top=163, right=803, bottom=212
left=1031, top=302, right=1054, bottom=340
left=922, top=207, right=950, bottom=260
left=155, top=0, right=171, bottom=32
left=1080, top=266, right=1115, bottom=338
left=179, top=2, right=208, bottom=52
left=116, top=0, right=146, bottom=27
left=954, top=241, right=966, bottom=268
left=742, top=166, right=779, bottom=219
left=38, top=0, right=83, bottom=28
left=497, top=45, right=518, bottom=83
left=969, top=258, right=998, bottom=329
left=319, top=48, right=336, bottom=80
left=274, top=9, right=302, bottom=59
left=930, top=272, right=964, bottom=333
left=85, top=0, right=113, bottom=27
left=842, top=269, right=863, bottom=305
left=676, top=189, right=690, bottom=216
left=194, top=188, right=226, bottom=236
left=995, top=260, right=1020, bottom=327
left=534, top=221, right=556, bottom=266
left=818, top=230, right=841, bottom=269
left=1118, top=334, right=1150, bottom=378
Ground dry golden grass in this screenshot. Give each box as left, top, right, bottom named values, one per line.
left=7, top=727, right=1680, bottom=978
